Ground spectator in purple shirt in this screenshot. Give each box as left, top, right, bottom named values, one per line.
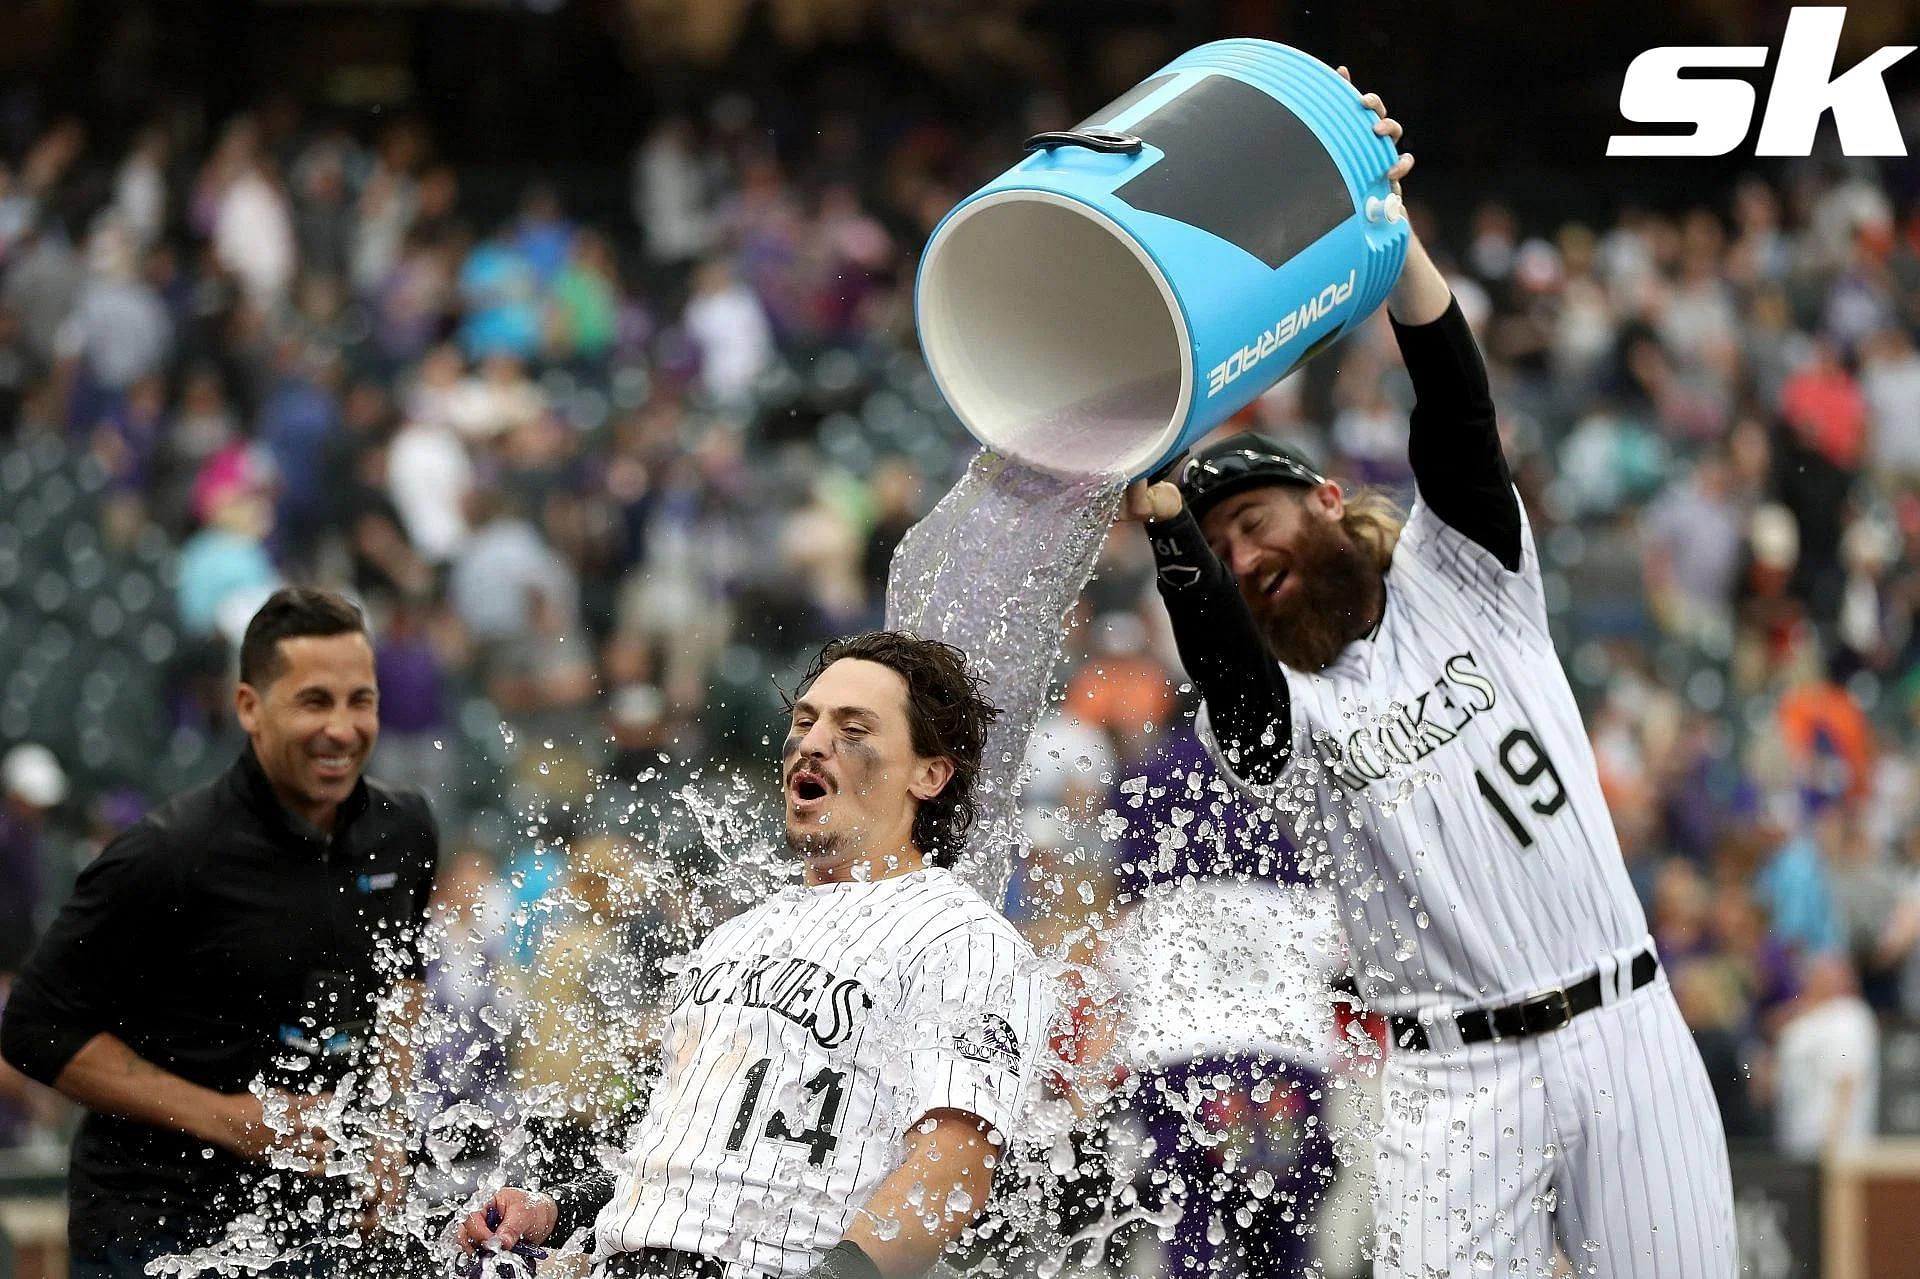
left=373, top=599, right=453, bottom=802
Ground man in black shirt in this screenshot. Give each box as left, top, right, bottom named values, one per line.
left=1, top=588, right=439, bottom=1278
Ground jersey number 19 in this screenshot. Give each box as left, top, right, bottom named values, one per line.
left=1473, top=727, right=1567, bottom=849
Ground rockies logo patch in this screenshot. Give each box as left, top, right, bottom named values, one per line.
left=956, top=1013, right=1021, bottom=1068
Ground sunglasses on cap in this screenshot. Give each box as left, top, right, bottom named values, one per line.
left=1173, top=440, right=1329, bottom=519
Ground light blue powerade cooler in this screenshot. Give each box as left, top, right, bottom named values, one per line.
left=916, top=39, right=1410, bottom=479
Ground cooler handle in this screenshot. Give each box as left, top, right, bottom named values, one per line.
left=1022, top=129, right=1144, bottom=156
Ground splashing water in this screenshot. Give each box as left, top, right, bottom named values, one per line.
left=877, top=449, right=1155, bottom=1271
left=885, top=449, right=1125, bottom=905
left=153, top=489, right=1449, bottom=1279
left=141, top=449, right=1126, bottom=1278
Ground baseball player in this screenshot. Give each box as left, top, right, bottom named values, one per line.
left=458, top=631, right=1055, bottom=1279
left=1121, top=72, right=1736, bottom=1276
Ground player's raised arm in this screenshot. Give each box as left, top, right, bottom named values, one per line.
left=1389, top=241, right=1520, bottom=572
left=1122, top=480, right=1293, bottom=787
left=1343, top=68, right=1522, bottom=574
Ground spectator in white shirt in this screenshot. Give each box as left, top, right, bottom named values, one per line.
left=61, top=216, right=171, bottom=392
left=448, top=490, right=579, bottom=646
left=1862, top=325, right=1920, bottom=485
left=683, top=256, right=773, bottom=404
left=213, top=135, right=295, bottom=312
left=387, top=410, right=473, bottom=564
left=633, top=117, right=715, bottom=270
left=1773, top=955, right=1879, bottom=1160
left=112, top=126, right=168, bottom=251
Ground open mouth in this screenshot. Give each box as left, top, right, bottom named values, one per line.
left=789, top=770, right=832, bottom=804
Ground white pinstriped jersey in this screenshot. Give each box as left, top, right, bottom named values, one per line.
left=593, top=868, right=1053, bottom=1276
left=1202, top=493, right=1647, bottom=1014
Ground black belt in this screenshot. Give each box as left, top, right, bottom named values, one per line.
left=1389, top=949, right=1658, bottom=1052
left=597, top=1249, right=729, bottom=1279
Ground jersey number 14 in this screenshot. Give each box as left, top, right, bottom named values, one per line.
left=1473, top=727, right=1567, bottom=849
left=725, top=1058, right=848, bottom=1165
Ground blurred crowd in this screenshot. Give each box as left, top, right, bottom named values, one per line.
left=2, top=65, right=1919, bottom=1201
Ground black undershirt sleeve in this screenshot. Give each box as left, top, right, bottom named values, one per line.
left=1391, top=298, right=1522, bottom=572
left=546, top=1170, right=618, bottom=1241
left=803, top=1240, right=883, bottom=1279
left=1145, top=508, right=1292, bottom=786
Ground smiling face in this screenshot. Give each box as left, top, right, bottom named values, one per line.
left=782, top=658, right=954, bottom=883
left=234, top=632, right=380, bottom=832
left=1199, top=481, right=1383, bottom=673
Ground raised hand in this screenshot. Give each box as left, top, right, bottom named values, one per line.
left=1120, top=479, right=1184, bottom=524
left=1336, top=66, right=1415, bottom=196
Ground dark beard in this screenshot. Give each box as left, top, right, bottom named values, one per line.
left=1250, top=518, right=1382, bottom=672
left=785, top=824, right=843, bottom=857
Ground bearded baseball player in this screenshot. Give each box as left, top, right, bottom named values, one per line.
left=1122, top=72, right=1736, bottom=1276
left=459, top=631, right=1054, bottom=1279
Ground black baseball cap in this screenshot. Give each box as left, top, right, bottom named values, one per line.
left=1173, top=431, right=1329, bottom=523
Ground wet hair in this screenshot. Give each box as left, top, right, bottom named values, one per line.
left=792, top=631, right=1002, bottom=868
left=1339, top=486, right=1407, bottom=574
left=239, top=588, right=367, bottom=688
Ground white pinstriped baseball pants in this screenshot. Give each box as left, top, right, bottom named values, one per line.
left=1372, top=974, right=1737, bottom=1278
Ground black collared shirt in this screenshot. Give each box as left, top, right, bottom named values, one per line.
left=0, top=749, right=437, bottom=1253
